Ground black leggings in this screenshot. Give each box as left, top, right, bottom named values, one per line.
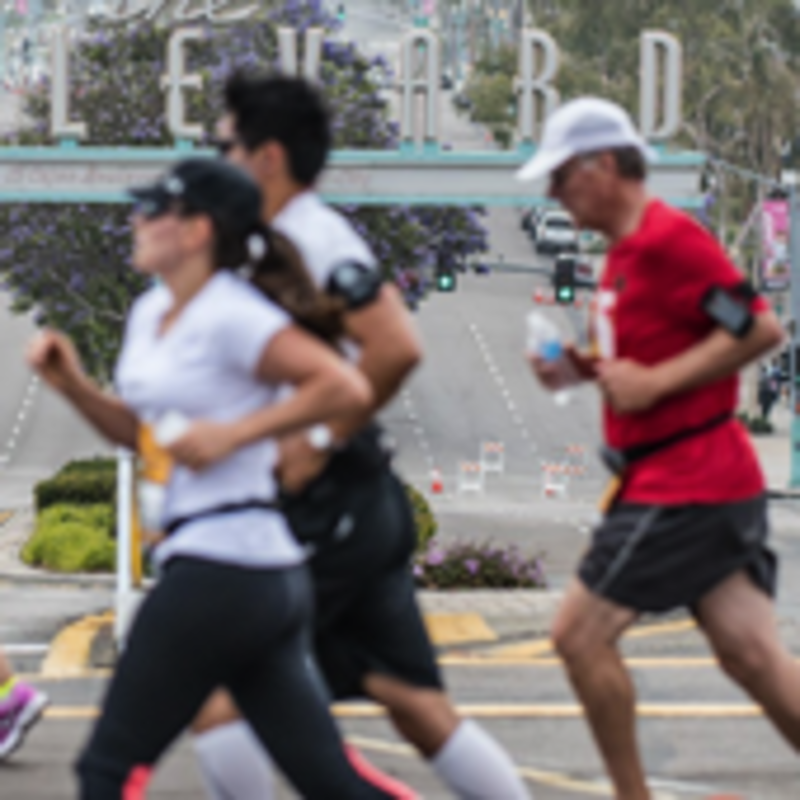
left=75, top=558, right=390, bottom=799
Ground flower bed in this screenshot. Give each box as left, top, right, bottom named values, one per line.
left=414, top=539, right=547, bottom=590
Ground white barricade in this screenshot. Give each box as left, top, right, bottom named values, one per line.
left=541, top=462, right=569, bottom=499
left=457, top=461, right=485, bottom=494
left=480, top=441, right=505, bottom=475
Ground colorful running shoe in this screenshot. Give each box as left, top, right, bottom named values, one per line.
left=0, top=682, right=49, bottom=761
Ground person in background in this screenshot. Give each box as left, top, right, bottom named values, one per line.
left=522, top=97, right=796, bottom=800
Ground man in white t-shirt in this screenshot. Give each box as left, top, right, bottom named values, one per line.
left=185, top=74, right=531, bottom=800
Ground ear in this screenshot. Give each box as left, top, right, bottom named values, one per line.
left=251, top=140, right=287, bottom=180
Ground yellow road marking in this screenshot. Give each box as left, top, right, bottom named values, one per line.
left=43, top=703, right=764, bottom=720
left=40, top=611, right=114, bottom=678
left=439, top=656, right=720, bottom=667
left=445, top=618, right=698, bottom=662
left=424, top=613, right=497, bottom=645
left=348, top=735, right=615, bottom=795
left=46, top=707, right=100, bottom=720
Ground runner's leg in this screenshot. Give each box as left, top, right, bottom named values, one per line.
left=551, top=579, right=646, bottom=800
left=194, top=695, right=275, bottom=800
left=697, top=570, right=800, bottom=749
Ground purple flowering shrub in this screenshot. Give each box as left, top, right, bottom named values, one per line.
left=0, top=2, right=488, bottom=378
left=414, top=539, right=547, bottom=590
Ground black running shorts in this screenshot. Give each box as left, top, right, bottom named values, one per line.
left=302, top=469, right=444, bottom=700
left=579, top=494, right=777, bottom=613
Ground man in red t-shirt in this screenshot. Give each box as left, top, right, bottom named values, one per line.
left=520, top=97, right=798, bottom=800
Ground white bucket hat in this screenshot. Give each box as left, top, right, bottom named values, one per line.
left=516, top=97, right=657, bottom=183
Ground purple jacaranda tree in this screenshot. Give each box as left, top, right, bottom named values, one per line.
left=0, top=1, right=487, bottom=379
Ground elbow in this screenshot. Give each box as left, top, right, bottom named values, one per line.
left=757, top=313, right=785, bottom=352
left=397, top=337, right=423, bottom=378
left=331, top=367, right=373, bottom=418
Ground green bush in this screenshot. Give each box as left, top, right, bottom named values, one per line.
left=22, top=504, right=116, bottom=573
left=34, top=458, right=116, bottom=511
left=405, top=483, right=437, bottom=552
left=59, top=457, right=117, bottom=477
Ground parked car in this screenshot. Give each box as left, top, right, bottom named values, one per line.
left=535, top=211, right=579, bottom=255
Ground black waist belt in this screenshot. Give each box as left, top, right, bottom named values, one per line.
left=165, top=499, right=280, bottom=538
left=600, top=412, right=733, bottom=476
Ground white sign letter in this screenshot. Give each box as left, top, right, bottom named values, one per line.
left=515, top=29, right=560, bottom=145
left=399, top=29, right=440, bottom=146
left=161, top=27, right=205, bottom=141
left=640, top=31, right=682, bottom=141
left=50, top=26, right=87, bottom=141
left=277, top=27, right=324, bottom=81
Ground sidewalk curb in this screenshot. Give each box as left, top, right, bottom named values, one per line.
left=35, top=589, right=564, bottom=676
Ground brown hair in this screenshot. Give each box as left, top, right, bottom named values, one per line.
left=205, top=211, right=346, bottom=343
left=249, top=228, right=346, bottom=343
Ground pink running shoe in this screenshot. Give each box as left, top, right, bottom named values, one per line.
left=0, top=682, right=49, bottom=761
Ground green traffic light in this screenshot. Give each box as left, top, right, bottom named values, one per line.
left=438, top=275, right=455, bottom=291
left=557, top=287, right=574, bottom=303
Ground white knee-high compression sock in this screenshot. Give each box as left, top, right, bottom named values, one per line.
left=431, top=720, right=532, bottom=799
left=193, top=721, right=275, bottom=800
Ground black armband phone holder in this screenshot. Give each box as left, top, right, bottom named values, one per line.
left=326, top=261, right=382, bottom=310
left=701, top=284, right=755, bottom=338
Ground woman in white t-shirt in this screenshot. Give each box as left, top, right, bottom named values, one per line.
left=27, top=159, right=392, bottom=800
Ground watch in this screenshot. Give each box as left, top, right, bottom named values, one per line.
left=307, top=424, right=335, bottom=452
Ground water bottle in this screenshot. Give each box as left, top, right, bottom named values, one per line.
left=526, top=311, right=573, bottom=406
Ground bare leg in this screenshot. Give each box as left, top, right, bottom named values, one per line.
left=363, top=675, right=458, bottom=757
left=698, top=570, right=800, bottom=749
left=0, top=649, right=14, bottom=684
left=364, top=674, right=530, bottom=799
left=551, top=580, right=648, bottom=800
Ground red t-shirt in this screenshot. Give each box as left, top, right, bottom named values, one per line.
left=596, top=200, right=768, bottom=504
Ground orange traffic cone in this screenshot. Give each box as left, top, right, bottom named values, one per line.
left=430, top=468, right=444, bottom=494
left=533, top=287, right=544, bottom=304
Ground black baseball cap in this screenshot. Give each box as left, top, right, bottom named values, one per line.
left=128, top=158, right=262, bottom=236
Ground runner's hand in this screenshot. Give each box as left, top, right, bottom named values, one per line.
left=528, top=354, right=570, bottom=391
left=276, top=433, right=330, bottom=493
left=26, top=330, right=86, bottom=394
left=167, top=421, right=237, bottom=471
left=597, top=359, right=663, bottom=413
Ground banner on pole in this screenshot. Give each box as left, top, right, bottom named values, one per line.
left=762, top=199, right=791, bottom=291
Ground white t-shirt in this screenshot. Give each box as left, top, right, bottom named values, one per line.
left=273, top=192, right=377, bottom=365
left=273, top=191, right=376, bottom=288
left=115, top=271, right=304, bottom=570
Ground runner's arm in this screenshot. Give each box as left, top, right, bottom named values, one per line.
left=599, top=310, right=784, bottom=414
left=27, top=330, right=139, bottom=449
left=62, top=380, right=139, bottom=450
left=328, top=283, right=422, bottom=439
left=225, top=325, right=373, bottom=449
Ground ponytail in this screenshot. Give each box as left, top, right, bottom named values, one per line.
left=245, top=223, right=346, bottom=344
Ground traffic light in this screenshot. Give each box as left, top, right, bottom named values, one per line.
left=435, top=265, right=457, bottom=292
left=336, top=3, right=346, bottom=22
left=553, top=256, right=576, bottom=305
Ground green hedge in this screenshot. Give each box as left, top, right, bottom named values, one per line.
left=34, top=458, right=116, bottom=511
left=22, top=504, right=116, bottom=573
left=27, top=458, right=438, bottom=573
left=405, top=483, right=437, bottom=553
